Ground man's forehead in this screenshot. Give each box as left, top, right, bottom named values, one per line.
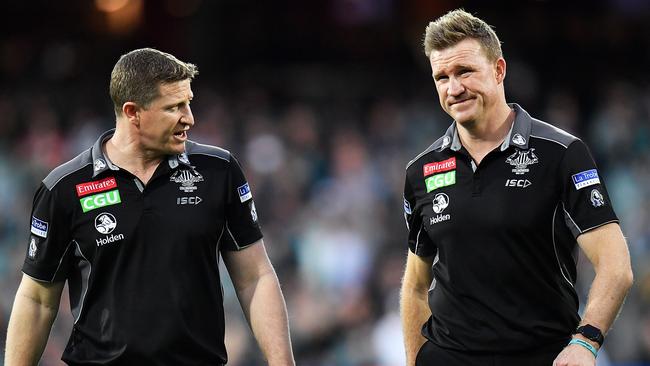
left=158, top=79, right=193, bottom=98
left=430, top=39, right=487, bottom=69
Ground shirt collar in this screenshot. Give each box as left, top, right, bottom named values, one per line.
left=91, top=129, right=193, bottom=177
left=500, top=103, right=532, bottom=151
left=438, top=103, right=533, bottom=152
left=167, top=151, right=194, bottom=170
left=91, top=129, right=119, bottom=177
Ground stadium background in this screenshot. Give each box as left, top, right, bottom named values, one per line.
left=1, top=0, right=649, bottom=365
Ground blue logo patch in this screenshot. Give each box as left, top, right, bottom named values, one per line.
left=237, top=182, right=253, bottom=202
left=572, top=169, right=600, bottom=190
left=31, top=216, right=49, bottom=238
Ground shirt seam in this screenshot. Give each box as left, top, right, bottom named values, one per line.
left=73, top=240, right=92, bottom=324
left=50, top=240, right=74, bottom=282
left=552, top=203, right=574, bottom=288
left=561, top=202, right=583, bottom=234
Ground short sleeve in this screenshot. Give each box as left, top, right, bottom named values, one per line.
left=219, top=155, right=263, bottom=251
left=22, top=184, right=73, bottom=282
left=404, top=173, right=436, bottom=257
left=560, top=140, right=618, bottom=238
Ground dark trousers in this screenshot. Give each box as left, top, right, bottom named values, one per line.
left=415, top=340, right=565, bottom=366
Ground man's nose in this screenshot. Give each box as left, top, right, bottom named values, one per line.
left=181, top=106, right=194, bottom=126
left=447, top=77, right=465, bottom=96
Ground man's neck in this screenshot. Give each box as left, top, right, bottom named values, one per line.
left=104, top=128, right=163, bottom=185
left=456, top=103, right=514, bottom=165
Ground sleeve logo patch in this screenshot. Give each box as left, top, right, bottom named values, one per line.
left=29, top=237, right=38, bottom=258
left=590, top=188, right=606, bottom=207
left=572, top=169, right=600, bottom=190
left=423, top=157, right=456, bottom=177
left=31, top=217, right=49, bottom=238
left=238, top=183, right=253, bottom=202
left=76, top=177, right=118, bottom=197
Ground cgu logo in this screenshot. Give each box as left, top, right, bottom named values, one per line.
left=425, top=171, right=456, bottom=193
left=80, top=189, right=122, bottom=213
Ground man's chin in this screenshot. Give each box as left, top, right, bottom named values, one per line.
left=162, top=142, right=186, bottom=156
left=449, top=110, right=476, bottom=125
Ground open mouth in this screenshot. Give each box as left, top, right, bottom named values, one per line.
left=173, top=130, right=188, bottom=140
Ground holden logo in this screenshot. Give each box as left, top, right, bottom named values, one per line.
left=432, top=193, right=450, bottom=214
left=95, top=212, right=117, bottom=234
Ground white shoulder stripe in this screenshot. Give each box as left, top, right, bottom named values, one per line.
left=529, top=135, right=568, bottom=148
left=185, top=141, right=231, bottom=162
left=43, top=149, right=93, bottom=190
left=529, top=118, right=578, bottom=149
left=189, top=152, right=230, bottom=162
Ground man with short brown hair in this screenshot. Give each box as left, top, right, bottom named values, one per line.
left=400, top=9, right=632, bottom=366
left=6, top=48, right=295, bottom=366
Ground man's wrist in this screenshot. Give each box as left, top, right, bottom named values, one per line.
left=568, top=338, right=598, bottom=358
left=573, top=323, right=604, bottom=348
left=571, top=333, right=601, bottom=350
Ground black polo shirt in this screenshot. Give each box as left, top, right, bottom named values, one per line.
left=22, top=130, right=262, bottom=365
left=403, top=104, right=618, bottom=352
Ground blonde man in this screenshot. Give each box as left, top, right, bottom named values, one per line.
left=400, top=9, right=632, bottom=366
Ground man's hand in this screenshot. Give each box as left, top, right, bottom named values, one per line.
left=553, top=342, right=597, bottom=366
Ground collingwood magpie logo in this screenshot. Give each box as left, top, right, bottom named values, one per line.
left=250, top=201, right=258, bottom=223
left=170, top=169, right=204, bottom=192
left=94, top=158, right=106, bottom=172
left=506, top=148, right=538, bottom=175
left=28, top=238, right=37, bottom=258
left=441, top=136, right=451, bottom=149
left=590, top=189, right=605, bottom=207
left=512, top=133, right=526, bottom=146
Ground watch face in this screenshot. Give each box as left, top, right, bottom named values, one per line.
left=578, top=324, right=604, bottom=345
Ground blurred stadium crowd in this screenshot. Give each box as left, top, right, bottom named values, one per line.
left=1, top=1, right=650, bottom=365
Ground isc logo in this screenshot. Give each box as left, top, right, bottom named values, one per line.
left=177, top=196, right=203, bottom=205
left=505, top=179, right=532, bottom=188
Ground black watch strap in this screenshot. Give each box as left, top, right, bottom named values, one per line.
left=575, top=324, right=604, bottom=347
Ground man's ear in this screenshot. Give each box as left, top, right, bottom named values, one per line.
left=495, top=58, right=506, bottom=84
left=122, top=102, right=140, bottom=126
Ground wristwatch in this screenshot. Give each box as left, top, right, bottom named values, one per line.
left=574, top=324, right=604, bottom=347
